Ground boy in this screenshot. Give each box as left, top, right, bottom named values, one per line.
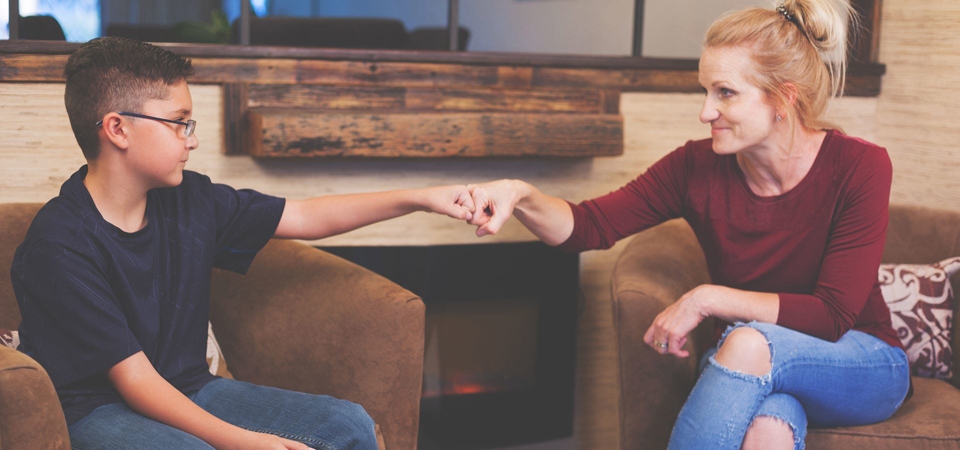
left=12, top=37, right=475, bottom=450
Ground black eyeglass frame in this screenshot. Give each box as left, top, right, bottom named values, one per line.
left=96, top=111, right=196, bottom=137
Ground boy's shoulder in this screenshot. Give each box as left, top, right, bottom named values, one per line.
left=17, top=195, right=96, bottom=257
left=18, top=170, right=209, bottom=253
left=23, top=165, right=102, bottom=246
left=11, top=199, right=99, bottom=282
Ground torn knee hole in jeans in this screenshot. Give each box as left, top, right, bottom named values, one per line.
left=706, top=356, right=773, bottom=384
left=712, top=321, right=775, bottom=382
left=751, top=415, right=803, bottom=450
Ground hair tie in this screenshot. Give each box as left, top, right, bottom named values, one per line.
left=777, top=4, right=797, bottom=24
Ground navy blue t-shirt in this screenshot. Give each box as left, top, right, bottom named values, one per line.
left=11, top=166, right=285, bottom=424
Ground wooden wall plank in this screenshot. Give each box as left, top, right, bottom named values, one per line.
left=0, top=54, right=69, bottom=81
left=496, top=66, right=535, bottom=88
left=534, top=67, right=702, bottom=92
left=247, top=110, right=623, bottom=158
left=248, top=84, right=406, bottom=109
left=0, top=52, right=883, bottom=97
left=533, top=67, right=882, bottom=97
left=190, top=58, right=301, bottom=84
left=191, top=59, right=502, bottom=87
left=404, top=87, right=603, bottom=113
left=222, top=83, right=248, bottom=156
left=304, top=60, right=502, bottom=87
left=600, top=90, right=621, bottom=114
left=247, top=84, right=604, bottom=113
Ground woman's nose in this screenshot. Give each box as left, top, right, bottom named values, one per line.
left=699, top=99, right=719, bottom=124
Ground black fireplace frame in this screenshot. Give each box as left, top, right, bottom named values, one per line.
left=320, top=242, right=579, bottom=449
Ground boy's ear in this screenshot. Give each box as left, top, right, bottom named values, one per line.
left=100, top=112, right=132, bottom=151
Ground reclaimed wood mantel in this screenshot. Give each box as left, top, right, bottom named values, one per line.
left=0, top=41, right=885, bottom=158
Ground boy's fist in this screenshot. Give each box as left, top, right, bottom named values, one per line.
left=421, top=185, right=475, bottom=221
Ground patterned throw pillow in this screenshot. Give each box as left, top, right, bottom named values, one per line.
left=0, top=328, right=20, bottom=349
left=878, top=257, right=960, bottom=380
left=206, top=322, right=234, bottom=379
left=0, top=323, right=233, bottom=379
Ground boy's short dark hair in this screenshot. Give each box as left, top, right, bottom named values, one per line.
left=64, top=37, right=194, bottom=160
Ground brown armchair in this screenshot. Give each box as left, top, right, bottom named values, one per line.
left=0, top=203, right=424, bottom=450
left=611, top=204, right=960, bottom=449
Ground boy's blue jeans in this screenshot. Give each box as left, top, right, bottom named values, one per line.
left=67, top=378, right=378, bottom=450
left=668, top=321, right=910, bottom=450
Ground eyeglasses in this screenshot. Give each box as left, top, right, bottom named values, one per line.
left=97, top=111, right=197, bottom=137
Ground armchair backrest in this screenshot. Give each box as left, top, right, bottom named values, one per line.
left=0, top=203, right=43, bottom=330
left=883, top=204, right=960, bottom=389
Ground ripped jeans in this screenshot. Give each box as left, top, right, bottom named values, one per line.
left=667, top=321, right=910, bottom=450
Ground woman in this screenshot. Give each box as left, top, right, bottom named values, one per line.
left=465, top=1, right=910, bottom=448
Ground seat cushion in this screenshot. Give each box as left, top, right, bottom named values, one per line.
left=807, top=377, right=960, bottom=449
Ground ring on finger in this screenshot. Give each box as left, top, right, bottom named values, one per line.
left=654, top=340, right=669, bottom=349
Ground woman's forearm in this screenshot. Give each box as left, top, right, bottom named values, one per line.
left=697, top=285, right=780, bottom=324
left=511, top=181, right=575, bottom=246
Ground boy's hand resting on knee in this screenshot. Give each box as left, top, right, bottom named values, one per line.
left=108, top=352, right=320, bottom=450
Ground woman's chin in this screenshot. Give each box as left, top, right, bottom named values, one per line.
left=711, top=143, right=738, bottom=155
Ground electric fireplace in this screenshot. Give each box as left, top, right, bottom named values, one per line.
left=321, top=242, right=579, bottom=449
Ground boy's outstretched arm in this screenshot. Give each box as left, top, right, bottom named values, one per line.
left=274, top=185, right=474, bottom=240
left=108, top=352, right=311, bottom=450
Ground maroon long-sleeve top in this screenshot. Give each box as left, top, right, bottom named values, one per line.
left=559, top=130, right=901, bottom=349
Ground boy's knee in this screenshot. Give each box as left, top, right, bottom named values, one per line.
left=336, top=400, right=378, bottom=450
left=715, top=326, right=771, bottom=377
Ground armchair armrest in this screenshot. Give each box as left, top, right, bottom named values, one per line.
left=0, top=346, right=70, bottom=450
left=611, top=219, right=713, bottom=450
left=209, top=240, right=424, bottom=450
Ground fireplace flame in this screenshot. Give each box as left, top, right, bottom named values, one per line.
left=422, top=372, right=532, bottom=398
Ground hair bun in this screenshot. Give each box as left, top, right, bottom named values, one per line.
left=780, top=0, right=854, bottom=63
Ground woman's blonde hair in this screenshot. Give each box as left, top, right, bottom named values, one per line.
left=704, top=0, right=856, bottom=131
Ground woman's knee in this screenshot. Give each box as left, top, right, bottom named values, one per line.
left=715, top=326, right=771, bottom=377
left=742, top=416, right=796, bottom=450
